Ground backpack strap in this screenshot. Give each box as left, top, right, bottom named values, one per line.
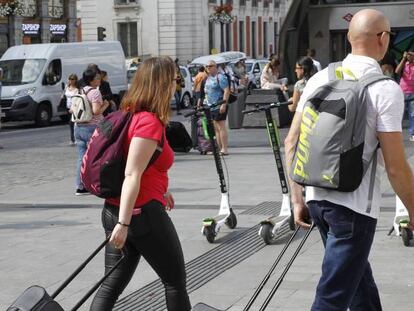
left=358, top=73, right=392, bottom=88
left=146, top=132, right=164, bottom=169
left=328, top=62, right=342, bottom=81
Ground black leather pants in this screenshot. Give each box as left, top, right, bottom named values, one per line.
left=90, top=200, right=191, bottom=311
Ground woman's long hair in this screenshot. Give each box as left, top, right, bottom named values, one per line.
left=266, top=53, right=280, bottom=72
left=297, top=56, right=315, bottom=80
left=121, top=56, right=175, bottom=125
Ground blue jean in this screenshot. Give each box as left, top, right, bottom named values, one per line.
left=308, top=200, right=382, bottom=311
left=174, top=90, right=182, bottom=112
left=405, top=93, right=414, bottom=135
left=74, top=124, right=96, bottom=189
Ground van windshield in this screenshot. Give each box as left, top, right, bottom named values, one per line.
left=0, top=59, right=46, bottom=86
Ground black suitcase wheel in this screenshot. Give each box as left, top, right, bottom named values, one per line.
left=225, top=209, right=237, bottom=229
left=260, top=223, right=274, bottom=245
left=401, top=227, right=413, bottom=247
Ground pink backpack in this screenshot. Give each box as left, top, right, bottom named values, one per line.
left=81, top=111, right=163, bottom=198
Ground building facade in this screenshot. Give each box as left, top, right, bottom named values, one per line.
left=0, top=0, right=77, bottom=56
left=77, top=0, right=291, bottom=62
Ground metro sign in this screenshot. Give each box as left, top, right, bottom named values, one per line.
left=343, top=13, right=353, bottom=23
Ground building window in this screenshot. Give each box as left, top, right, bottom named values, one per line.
left=273, top=22, right=278, bottom=53
left=209, top=0, right=217, bottom=3
left=48, top=0, right=64, bottom=18
left=264, top=0, right=270, bottom=8
left=239, top=0, right=246, bottom=6
left=21, top=0, right=37, bottom=17
left=252, top=21, right=256, bottom=58
left=226, top=0, right=233, bottom=4
left=239, top=21, right=244, bottom=52
left=226, top=23, right=231, bottom=51
left=118, top=22, right=138, bottom=57
left=252, top=0, right=258, bottom=7
left=209, top=22, right=215, bottom=54
left=274, top=0, right=280, bottom=8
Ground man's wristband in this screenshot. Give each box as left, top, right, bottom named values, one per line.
left=117, top=221, right=130, bottom=227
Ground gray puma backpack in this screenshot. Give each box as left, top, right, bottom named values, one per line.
left=290, top=62, right=391, bottom=192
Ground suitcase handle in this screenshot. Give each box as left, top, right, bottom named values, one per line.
left=258, top=223, right=315, bottom=311
left=50, top=236, right=125, bottom=310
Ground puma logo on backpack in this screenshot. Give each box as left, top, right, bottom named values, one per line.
left=71, top=88, right=94, bottom=123
left=291, top=62, right=392, bottom=192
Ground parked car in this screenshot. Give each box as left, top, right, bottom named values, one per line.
left=0, top=41, right=127, bottom=126
left=244, top=59, right=269, bottom=89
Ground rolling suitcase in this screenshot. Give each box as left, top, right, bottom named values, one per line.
left=166, top=121, right=192, bottom=153
left=193, top=224, right=315, bottom=311
left=7, top=237, right=123, bottom=311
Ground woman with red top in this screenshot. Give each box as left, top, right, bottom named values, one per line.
left=90, top=57, right=191, bottom=311
left=396, top=50, right=414, bottom=141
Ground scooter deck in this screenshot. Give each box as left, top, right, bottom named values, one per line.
left=262, top=215, right=289, bottom=225
left=192, top=303, right=223, bottom=311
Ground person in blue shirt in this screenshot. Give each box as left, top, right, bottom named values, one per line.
left=200, top=60, right=230, bottom=155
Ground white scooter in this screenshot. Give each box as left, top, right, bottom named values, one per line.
left=389, top=196, right=413, bottom=246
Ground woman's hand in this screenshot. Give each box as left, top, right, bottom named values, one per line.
left=110, top=223, right=128, bottom=249
left=220, top=103, right=227, bottom=114
left=165, top=192, right=175, bottom=211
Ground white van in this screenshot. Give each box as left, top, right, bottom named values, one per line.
left=0, top=41, right=127, bottom=126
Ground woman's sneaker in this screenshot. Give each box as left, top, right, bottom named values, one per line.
left=75, top=188, right=89, bottom=196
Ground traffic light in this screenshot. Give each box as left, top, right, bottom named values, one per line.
left=97, top=27, right=106, bottom=41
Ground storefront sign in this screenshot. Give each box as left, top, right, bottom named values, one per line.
left=22, top=23, right=40, bottom=36
left=50, top=24, right=67, bottom=36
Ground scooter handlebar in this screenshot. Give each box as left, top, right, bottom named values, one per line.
left=183, top=100, right=227, bottom=118
left=242, top=101, right=292, bottom=115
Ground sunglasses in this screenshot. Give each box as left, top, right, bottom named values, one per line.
left=206, top=65, right=215, bottom=68
left=376, top=30, right=395, bottom=37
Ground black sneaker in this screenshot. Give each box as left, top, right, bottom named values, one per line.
left=75, top=188, right=89, bottom=196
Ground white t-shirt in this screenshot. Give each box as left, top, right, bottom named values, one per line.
left=296, top=54, right=404, bottom=219
left=312, top=58, right=322, bottom=72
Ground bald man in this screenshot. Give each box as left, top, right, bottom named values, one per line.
left=284, top=9, right=414, bottom=311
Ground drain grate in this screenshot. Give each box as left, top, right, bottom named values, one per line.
left=241, top=201, right=281, bottom=215
left=114, top=223, right=292, bottom=311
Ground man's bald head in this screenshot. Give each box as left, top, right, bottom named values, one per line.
left=348, top=9, right=391, bottom=60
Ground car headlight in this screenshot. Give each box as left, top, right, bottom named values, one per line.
left=15, top=87, right=36, bottom=97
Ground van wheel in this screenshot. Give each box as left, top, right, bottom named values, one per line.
left=181, top=93, right=192, bottom=109
left=35, top=104, right=51, bottom=127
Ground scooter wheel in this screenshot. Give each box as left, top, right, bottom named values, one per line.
left=401, top=227, right=413, bottom=247
left=203, top=225, right=216, bottom=243
left=260, top=223, right=274, bottom=245
left=225, top=209, right=237, bottom=229
left=289, top=213, right=296, bottom=231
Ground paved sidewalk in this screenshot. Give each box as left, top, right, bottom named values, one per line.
left=1, top=117, right=413, bottom=310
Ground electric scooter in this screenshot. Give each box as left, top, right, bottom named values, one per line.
left=242, top=101, right=295, bottom=244
left=184, top=102, right=237, bottom=243
left=192, top=223, right=315, bottom=311
left=388, top=196, right=413, bottom=246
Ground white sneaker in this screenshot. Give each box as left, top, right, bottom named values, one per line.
left=410, top=135, right=414, bottom=142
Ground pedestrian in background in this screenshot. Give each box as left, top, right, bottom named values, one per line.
left=193, top=66, right=208, bottom=105
left=260, top=54, right=288, bottom=92
left=100, top=70, right=117, bottom=113
left=289, top=56, right=315, bottom=112
left=174, top=64, right=185, bottom=115
left=74, top=68, right=109, bottom=196
left=395, top=50, right=414, bottom=141
left=90, top=56, right=191, bottom=311
left=285, top=9, right=414, bottom=310
left=200, top=60, right=230, bottom=155
left=64, top=73, right=79, bottom=146
left=306, top=48, right=322, bottom=72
